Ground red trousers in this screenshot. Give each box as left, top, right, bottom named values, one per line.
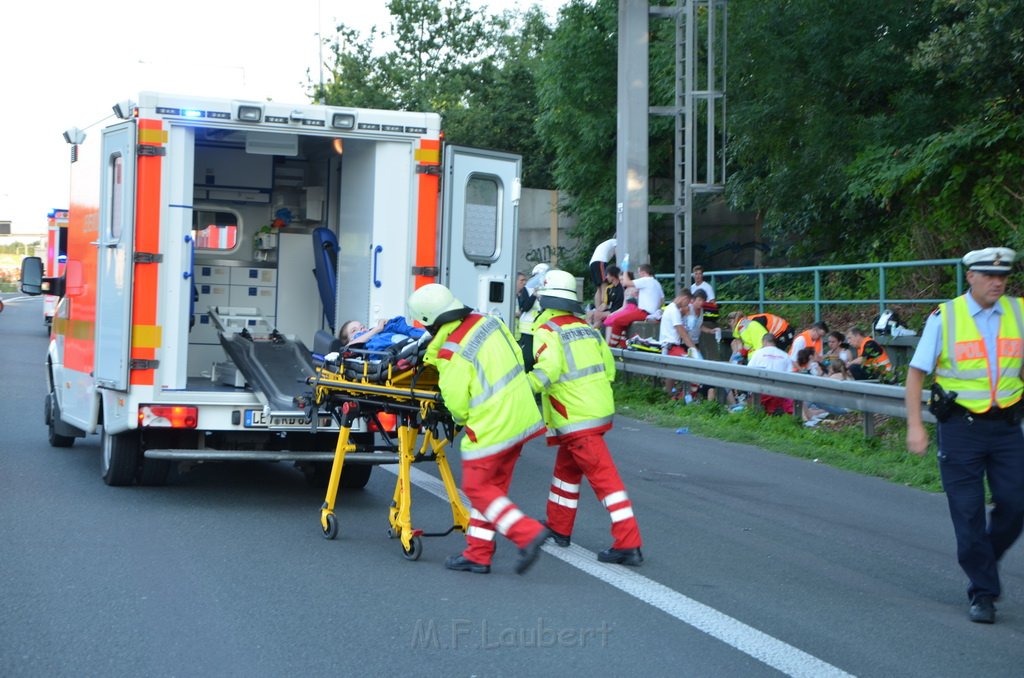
left=603, top=305, right=648, bottom=347
left=545, top=433, right=642, bottom=550
left=461, top=444, right=546, bottom=565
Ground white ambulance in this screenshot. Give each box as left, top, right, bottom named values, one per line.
left=21, top=91, right=521, bottom=487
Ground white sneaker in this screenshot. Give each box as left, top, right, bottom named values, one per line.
left=803, top=419, right=820, bottom=428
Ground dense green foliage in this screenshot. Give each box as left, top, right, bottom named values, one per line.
left=315, top=0, right=555, bottom=188
left=313, top=0, right=1024, bottom=275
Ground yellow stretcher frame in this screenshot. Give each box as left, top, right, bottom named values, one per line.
left=308, top=360, right=470, bottom=560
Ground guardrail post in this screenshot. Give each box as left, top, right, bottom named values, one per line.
left=863, top=412, right=876, bottom=437
left=813, top=270, right=821, bottom=322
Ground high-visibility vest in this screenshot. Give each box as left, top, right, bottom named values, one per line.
left=794, top=329, right=823, bottom=355
left=935, top=294, right=1024, bottom=413
left=857, top=336, right=893, bottom=373
left=528, top=309, right=616, bottom=444
left=519, top=297, right=541, bottom=336
left=736, top=313, right=789, bottom=351
left=426, top=313, right=545, bottom=459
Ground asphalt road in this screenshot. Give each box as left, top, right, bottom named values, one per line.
left=2, top=294, right=1024, bottom=677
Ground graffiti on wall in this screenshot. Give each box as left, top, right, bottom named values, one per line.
left=524, top=245, right=571, bottom=265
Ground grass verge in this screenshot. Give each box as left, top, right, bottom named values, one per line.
left=614, top=376, right=943, bottom=493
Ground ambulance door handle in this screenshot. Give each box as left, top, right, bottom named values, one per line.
left=372, top=245, right=383, bottom=288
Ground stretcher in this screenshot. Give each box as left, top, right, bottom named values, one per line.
left=303, top=341, right=470, bottom=560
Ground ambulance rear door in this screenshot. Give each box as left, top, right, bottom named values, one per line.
left=93, top=122, right=137, bottom=391
left=441, top=146, right=521, bottom=325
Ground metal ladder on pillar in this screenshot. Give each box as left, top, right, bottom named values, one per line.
left=649, top=0, right=727, bottom=296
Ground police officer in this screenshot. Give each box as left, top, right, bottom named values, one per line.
left=527, top=270, right=643, bottom=565
left=407, top=284, right=551, bottom=575
left=905, top=247, right=1024, bottom=624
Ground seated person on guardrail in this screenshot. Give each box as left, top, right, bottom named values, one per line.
left=604, top=264, right=664, bottom=347
left=586, top=265, right=624, bottom=330
left=846, top=326, right=894, bottom=381
left=659, top=290, right=701, bottom=401
left=339, top=316, right=425, bottom=351
left=822, top=331, right=854, bottom=369
left=800, top=351, right=852, bottom=427
left=747, top=333, right=795, bottom=415
left=789, top=321, right=829, bottom=362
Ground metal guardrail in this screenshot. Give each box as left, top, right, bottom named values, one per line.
left=612, top=348, right=934, bottom=435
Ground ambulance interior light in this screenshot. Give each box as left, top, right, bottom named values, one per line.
left=112, top=99, right=137, bottom=120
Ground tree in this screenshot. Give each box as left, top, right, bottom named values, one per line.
left=315, top=0, right=556, bottom=188
left=846, top=0, right=1024, bottom=260
left=535, top=0, right=620, bottom=266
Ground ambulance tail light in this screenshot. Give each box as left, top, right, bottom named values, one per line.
left=139, top=405, right=198, bottom=429
left=369, top=412, right=397, bottom=433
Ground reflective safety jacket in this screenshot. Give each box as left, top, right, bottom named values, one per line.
left=528, top=309, right=616, bottom=444
left=425, top=313, right=545, bottom=460
left=794, top=329, right=823, bottom=356
left=519, top=296, right=542, bottom=336
left=935, top=294, right=1024, bottom=413
left=735, top=313, right=790, bottom=352
left=857, top=336, right=893, bottom=374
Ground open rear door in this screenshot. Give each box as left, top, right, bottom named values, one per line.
left=93, top=123, right=137, bottom=390
left=441, top=145, right=521, bottom=325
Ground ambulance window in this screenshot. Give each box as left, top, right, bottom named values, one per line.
left=108, top=154, right=124, bottom=240
left=192, top=209, right=239, bottom=250
left=462, top=175, right=500, bottom=264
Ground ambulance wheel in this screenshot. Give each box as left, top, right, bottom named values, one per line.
left=402, top=536, right=423, bottom=561
left=322, top=514, right=339, bottom=540
left=45, top=391, right=74, bottom=448
left=101, top=429, right=140, bottom=486
left=339, top=463, right=372, bottom=490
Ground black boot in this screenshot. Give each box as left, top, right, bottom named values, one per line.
left=597, top=547, right=643, bottom=566
left=516, top=528, right=551, bottom=575
left=445, top=554, right=490, bottom=574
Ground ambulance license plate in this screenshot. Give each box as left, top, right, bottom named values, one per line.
left=244, top=409, right=268, bottom=427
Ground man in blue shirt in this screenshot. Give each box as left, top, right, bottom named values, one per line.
left=905, top=246, right=1024, bottom=624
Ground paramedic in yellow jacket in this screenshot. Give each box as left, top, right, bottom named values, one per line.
left=527, top=270, right=644, bottom=566
left=408, top=284, right=551, bottom=575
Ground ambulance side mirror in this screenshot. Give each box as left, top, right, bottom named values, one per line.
left=20, top=257, right=43, bottom=295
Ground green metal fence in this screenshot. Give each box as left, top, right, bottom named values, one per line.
left=658, top=259, right=964, bottom=322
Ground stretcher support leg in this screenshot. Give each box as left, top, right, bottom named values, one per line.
left=320, top=426, right=354, bottom=538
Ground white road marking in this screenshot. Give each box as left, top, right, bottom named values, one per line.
left=388, top=464, right=855, bottom=678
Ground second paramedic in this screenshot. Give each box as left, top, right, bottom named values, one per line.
left=527, top=270, right=644, bottom=566
left=407, top=284, right=552, bottom=575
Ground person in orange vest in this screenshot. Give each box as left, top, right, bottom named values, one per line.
left=788, top=321, right=829, bottom=361
left=846, top=326, right=893, bottom=380
left=407, top=284, right=551, bottom=575
left=906, top=246, right=1024, bottom=624
left=727, top=311, right=795, bottom=355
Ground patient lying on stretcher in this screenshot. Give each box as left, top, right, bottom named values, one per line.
left=339, top=316, right=425, bottom=350
left=324, top=316, right=430, bottom=381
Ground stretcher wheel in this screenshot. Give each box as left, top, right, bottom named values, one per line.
left=386, top=527, right=397, bottom=539
left=402, top=536, right=422, bottom=561
left=322, top=514, right=339, bottom=540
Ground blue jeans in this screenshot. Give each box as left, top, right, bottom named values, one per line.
left=937, top=413, right=1024, bottom=600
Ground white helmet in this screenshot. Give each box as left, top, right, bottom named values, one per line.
left=537, top=269, right=584, bottom=314
left=407, top=284, right=470, bottom=331
left=531, top=262, right=550, bottom=276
